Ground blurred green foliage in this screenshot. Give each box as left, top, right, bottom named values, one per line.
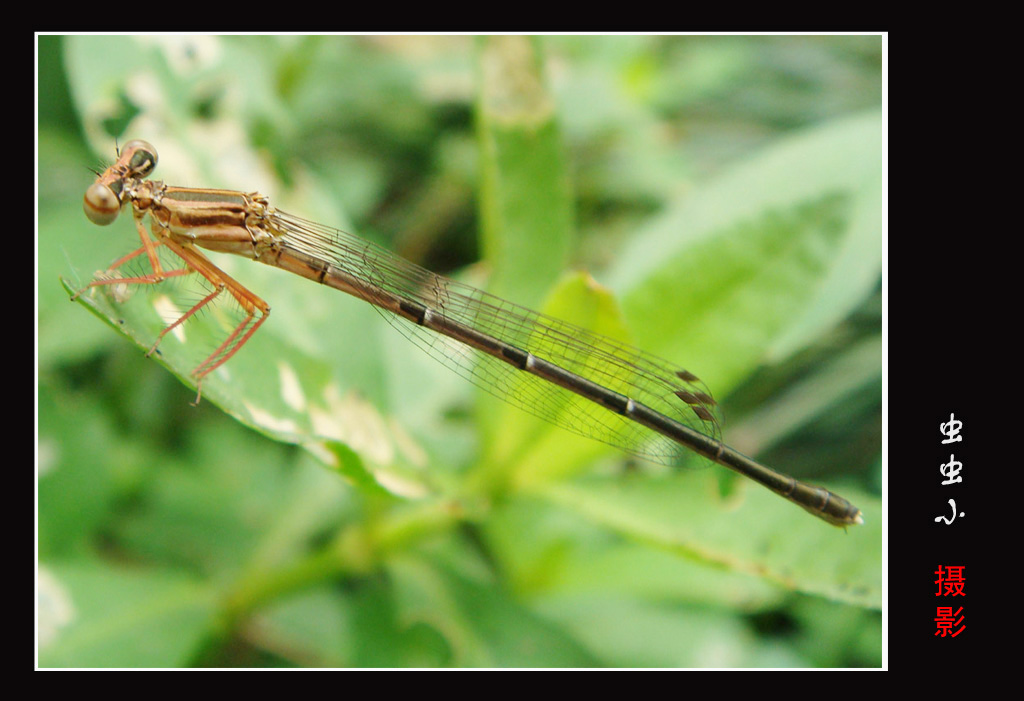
left=38, top=35, right=883, bottom=667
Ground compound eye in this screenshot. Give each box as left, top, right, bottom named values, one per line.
left=122, top=139, right=158, bottom=177
left=83, top=182, right=122, bottom=225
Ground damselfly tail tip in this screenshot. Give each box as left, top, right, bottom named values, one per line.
left=837, top=509, right=864, bottom=529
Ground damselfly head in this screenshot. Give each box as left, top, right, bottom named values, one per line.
left=83, top=140, right=159, bottom=226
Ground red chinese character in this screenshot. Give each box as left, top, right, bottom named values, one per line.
left=935, top=606, right=965, bottom=637
left=934, top=565, right=966, bottom=596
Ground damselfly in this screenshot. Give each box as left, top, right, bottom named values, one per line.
left=74, top=140, right=863, bottom=527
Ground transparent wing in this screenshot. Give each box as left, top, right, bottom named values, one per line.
left=273, top=210, right=721, bottom=466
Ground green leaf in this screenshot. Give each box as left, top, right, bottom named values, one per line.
left=62, top=273, right=438, bottom=503
left=385, top=553, right=601, bottom=667
left=537, top=471, right=881, bottom=608
left=38, top=562, right=217, bottom=668
left=485, top=496, right=785, bottom=608
left=533, top=594, right=802, bottom=667
left=610, top=110, right=883, bottom=394
left=475, top=36, right=574, bottom=308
